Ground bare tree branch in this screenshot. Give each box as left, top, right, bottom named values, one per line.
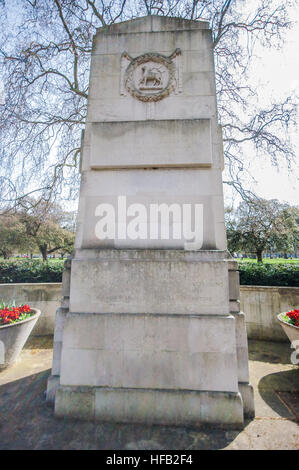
left=0, top=0, right=296, bottom=208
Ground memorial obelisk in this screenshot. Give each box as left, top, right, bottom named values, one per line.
left=47, top=16, right=254, bottom=427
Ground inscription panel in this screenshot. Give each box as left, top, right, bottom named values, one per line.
left=90, top=119, right=212, bottom=169
left=69, top=255, right=229, bottom=315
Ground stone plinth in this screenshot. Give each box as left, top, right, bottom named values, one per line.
left=47, top=15, right=254, bottom=426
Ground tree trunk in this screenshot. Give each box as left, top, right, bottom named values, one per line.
left=39, top=245, right=48, bottom=262
left=256, top=250, right=263, bottom=263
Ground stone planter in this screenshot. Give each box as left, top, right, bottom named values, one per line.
left=0, top=308, right=41, bottom=369
left=277, top=313, right=299, bottom=348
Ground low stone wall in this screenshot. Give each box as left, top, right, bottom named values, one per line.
left=240, top=286, right=299, bottom=342
left=0, top=283, right=298, bottom=341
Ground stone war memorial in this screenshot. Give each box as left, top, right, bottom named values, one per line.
left=47, top=15, right=255, bottom=427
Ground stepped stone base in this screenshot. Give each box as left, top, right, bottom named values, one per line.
left=47, top=376, right=254, bottom=422
left=239, top=382, right=255, bottom=419
left=55, top=386, right=244, bottom=428
left=47, top=249, right=254, bottom=426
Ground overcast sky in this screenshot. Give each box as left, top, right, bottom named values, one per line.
left=1, top=1, right=298, bottom=209
left=229, top=3, right=299, bottom=206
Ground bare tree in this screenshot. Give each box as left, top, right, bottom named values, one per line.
left=0, top=0, right=297, bottom=209
left=226, top=198, right=299, bottom=262
left=2, top=198, right=76, bottom=260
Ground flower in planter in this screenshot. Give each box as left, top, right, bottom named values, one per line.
left=0, top=301, right=33, bottom=326
left=281, top=309, right=299, bottom=328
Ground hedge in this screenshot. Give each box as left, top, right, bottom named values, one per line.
left=0, top=259, right=64, bottom=283
left=0, top=258, right=298, bottom=286
left=238, top=262, right=299, bottom=287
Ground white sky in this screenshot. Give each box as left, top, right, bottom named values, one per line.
left=1, top=2, right=298, bottom=209
left=229, top=4, right=299, bottom=206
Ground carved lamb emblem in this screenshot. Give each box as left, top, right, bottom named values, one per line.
left=139, top=65, right=163, bottom=90
left=120, top=49, right=182, bottom=102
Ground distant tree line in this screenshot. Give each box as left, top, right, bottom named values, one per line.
left=226, top=198, right=299, bottom=262
left=1, top=195, right=298, bottom=264
left=0, top=199, right=75, bottom=261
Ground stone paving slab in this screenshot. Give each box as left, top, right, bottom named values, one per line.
left=0, top=337, right=298, bottom=450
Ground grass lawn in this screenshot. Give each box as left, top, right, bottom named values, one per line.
left=236, top=258, right=299, bottom=264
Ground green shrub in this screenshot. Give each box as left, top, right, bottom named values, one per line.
left=0, top=258, right=298, bottom=287
left=238, top=262, right=299, bottom=287
left=0, top=259, right=64, bottom=283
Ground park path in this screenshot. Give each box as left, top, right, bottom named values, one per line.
left=0, top=337, right=298, bottom=450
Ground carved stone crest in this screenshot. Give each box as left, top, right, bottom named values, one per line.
left=120, top=49, right=182, bottom=102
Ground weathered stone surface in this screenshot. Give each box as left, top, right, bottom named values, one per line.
left=51, top=341, right=62, bottom=376
left=76, top=170, right=226, bottom=250
left=233, top=312, right=250, bottom=383
left=50, top=15, right=253, bottom=426
left=90, top=120, right=212, bottom=169
left=55, top=386, right=95, bottom=420
left=54, top=386, right=244, bottom=427
left=238, top=382, right=255, bottom=419
left=69, top=250, right=230, bottom=315
left=229, top=270, right=240, bottom=301
left=46, top=375, right=59, bottom=404
left=60, top=312, right=238, bottom=392
left=53, top=308, right=67, bottom=343
left=46, top=307, right=68, bottom=400
left=96, top=16, right=209, bottom=36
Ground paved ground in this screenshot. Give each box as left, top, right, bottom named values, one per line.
left=0, top=337, right=298, bottom=450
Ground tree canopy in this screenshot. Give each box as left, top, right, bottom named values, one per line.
left=0, top=199, right=75, bottom=260
left=226, top=198, right=299, bottom=262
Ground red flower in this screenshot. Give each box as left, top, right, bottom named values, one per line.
left=286, top=309, right=299, bottom=327
left=0, top=304, right=32, bottom=325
